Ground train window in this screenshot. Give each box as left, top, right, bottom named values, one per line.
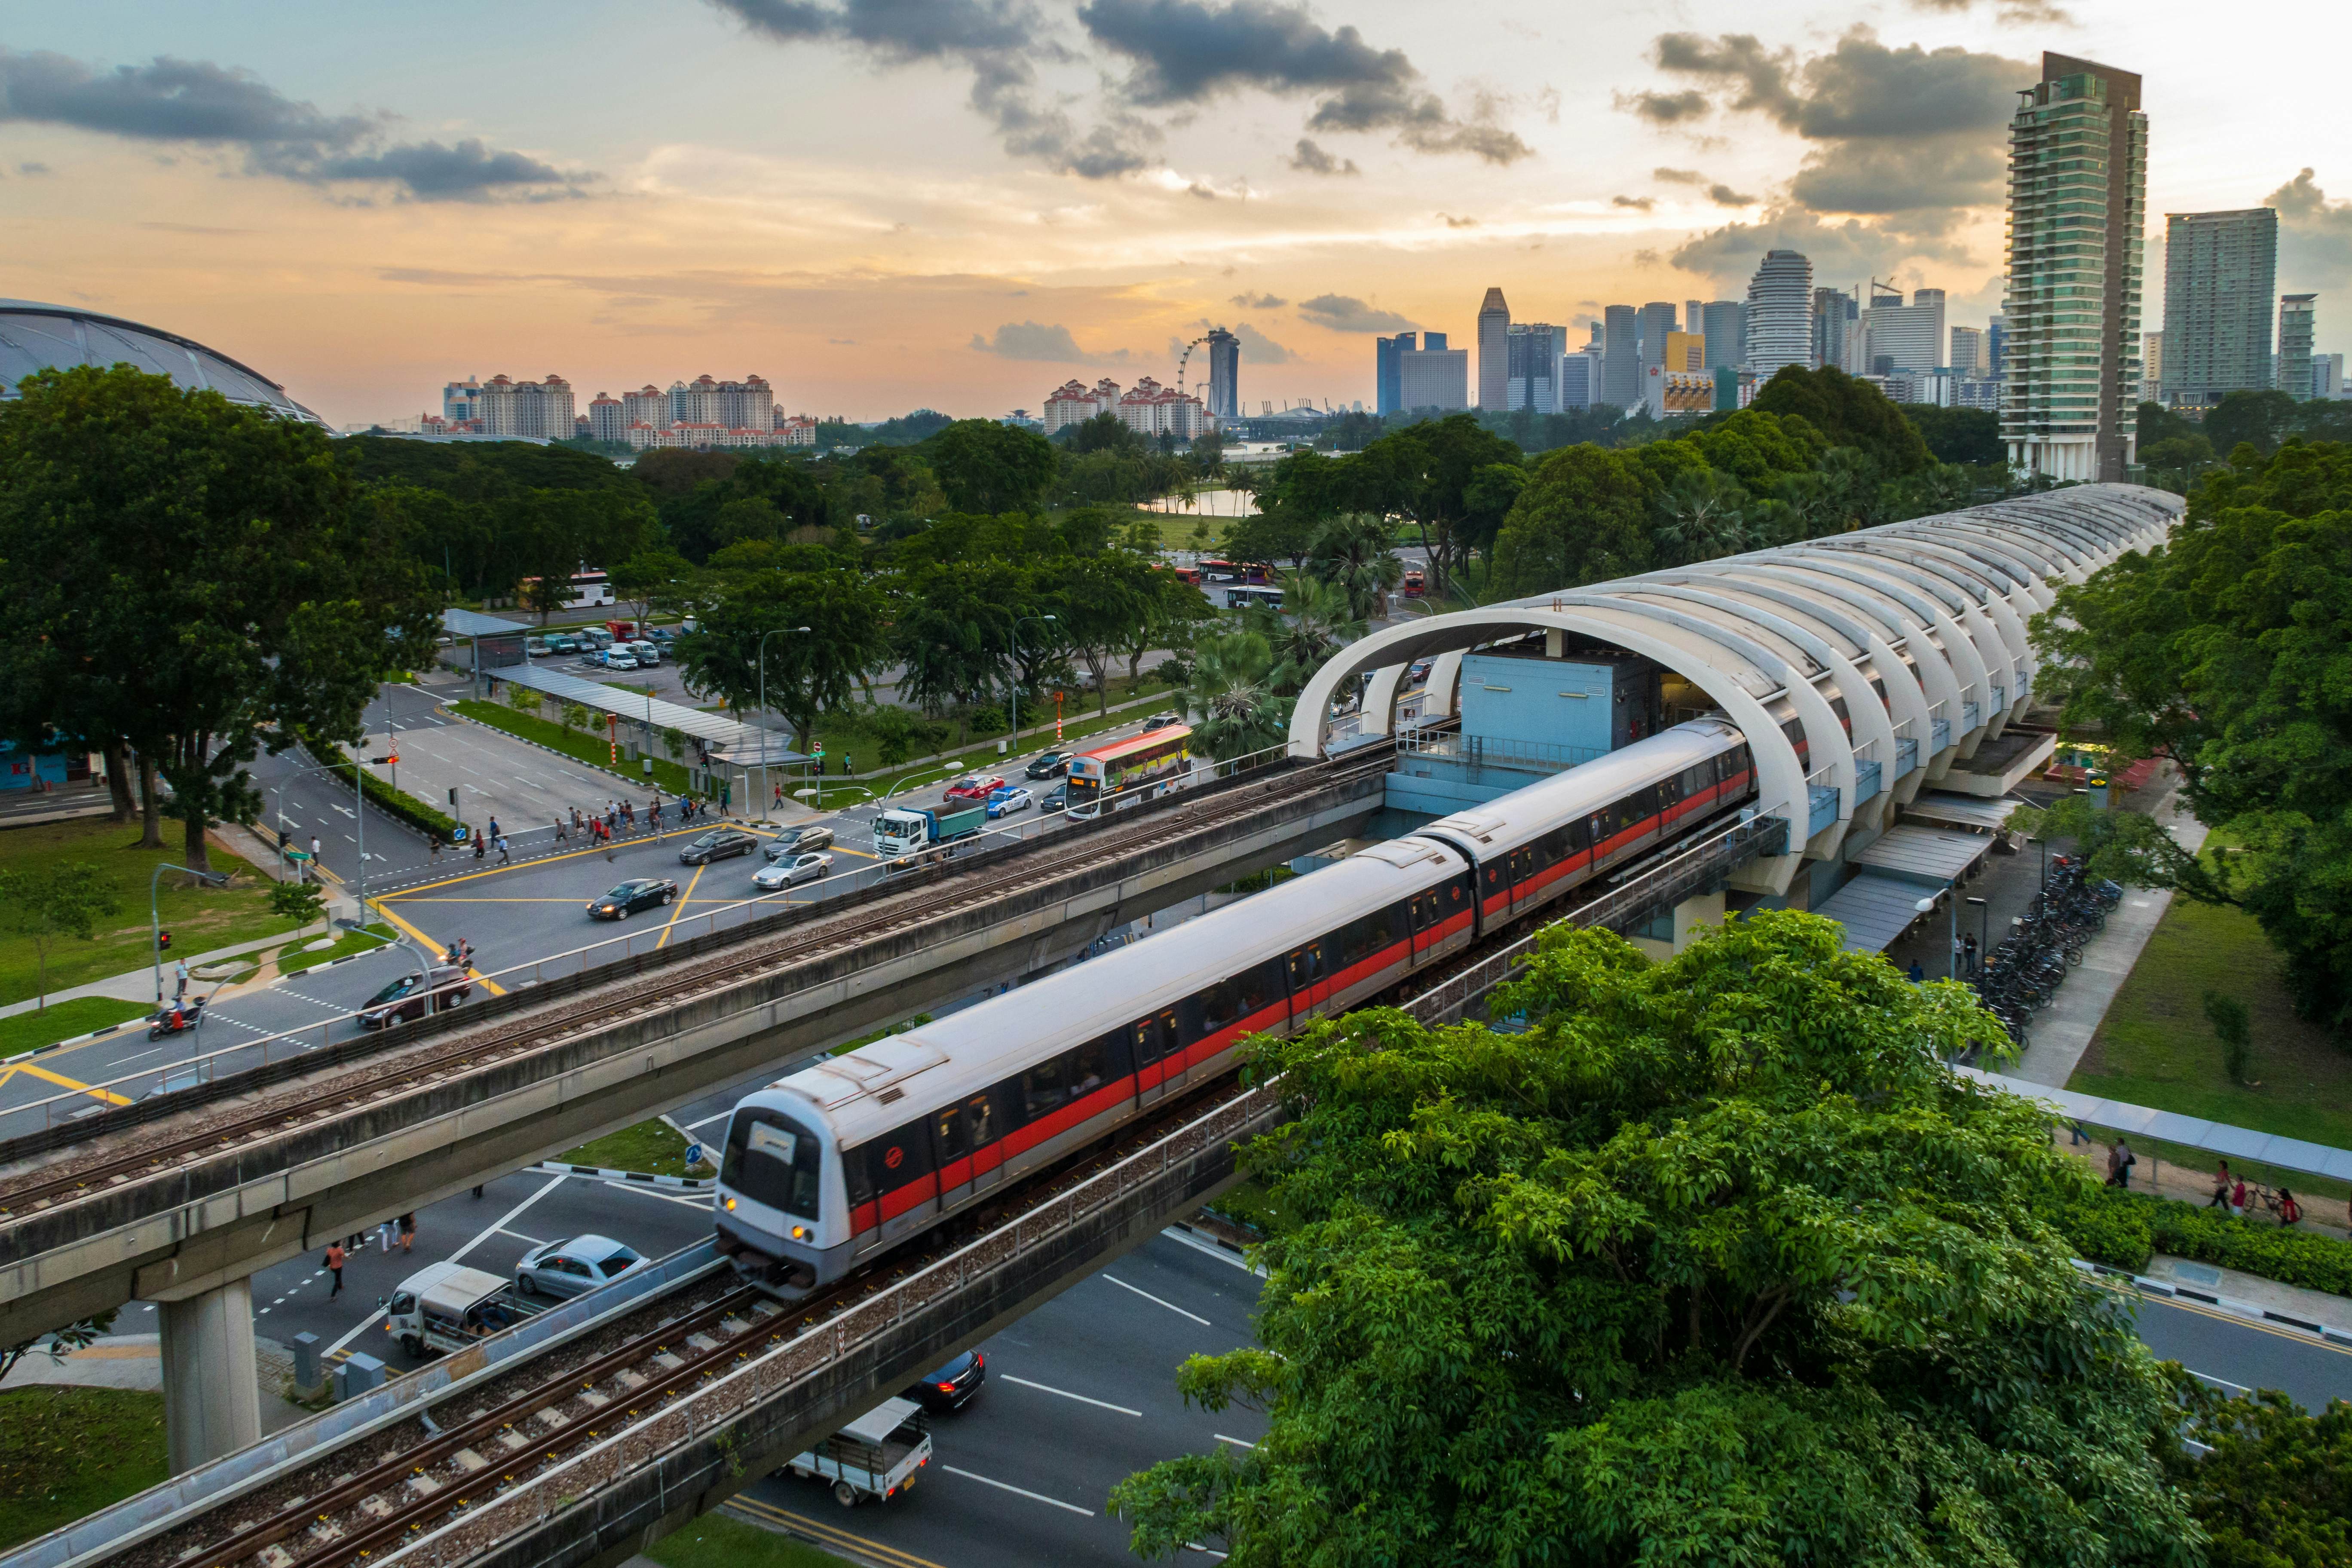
left=1131, top=1014, right=1170, bottom=1066
left=844, top=1145, right=874, bottom=1209
left=1368, top=904, right=1401, bottom=954
left=965, top=1092, right=996, bottom=1149
left=1408, top=892, right=1428, bottom=933
left=1021, top=1057, right=1069, bottom=1120
left=867, top=1120, right=934, bottom=1191
left=1337, top=916, right=1375, bottom=969
left=1565, top=818, right=1589, bottom=855
left=722, top=1107, right=824, bottom=1220
left=1200, top=978, right=1241, bottom=1029
left=1287, top=944, right=1324, bottom=988
left=933, top=1104, right=970, bottom=1164
left=1066, top=1039, right=1112, bottom=1098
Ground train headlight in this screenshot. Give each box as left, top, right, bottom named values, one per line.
left=723, top=1197, right=736, bottom=1211
left=790, top=1225, right=810, bottom=1240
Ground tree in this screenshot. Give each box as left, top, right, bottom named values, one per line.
left=1056, top=553, right=1152, bottom=716
left=1178, top=631, right=1288, bottom=760
left=0, top=864, right=118, bottom=1010
left=1904, top=404, right=2004, bottom=466
left=1116, top=567, right=1217, bottom=687
left=1489, top=443, right=1654, bottom=595
left=2160, top=1384, right=2352, bottom=1567
left=2030, top=438, right=2352, bottom=1031
left=888, top=560, right=1038, bottom=738
left=0, top=1310, right=120, bottom=1384
left=1112, top=912, right=2197, bottom=1564
left=674, top=568, right=891, bottom=752
left=505, top=683, right=544, bottom=720
left=267, top=879, right=328, bottom=941
left=1253, top=574, right=1360, bottom=694
left=0, top=367, right=438, bottom=874
left=609, top=546, right=694, bottom=627
left=2203, top=989, right=2252, bottom=1084
left=2204, top=389, right=2300, bottom=457
left=1651, top=466, right=1752, bottom=564
left=1357, top=414, right=1523, bottom=595
left=922, top=420, right=1057, bottom=514
left=559, top=701, right=591, bottom=740
left=1750, top=363, right=1930, bottom=474
left=1304, top=514, right=1403, bottom=621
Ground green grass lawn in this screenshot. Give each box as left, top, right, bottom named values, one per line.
left=0, top=818, right=298, bottom=1009
left=0, top=1387, right=168, bottom=1551
left=273, top=922, right=399, bottom=978
left=2070, top=877, right=2352, bottom=1158
left=0, top=998, right=152, bottom=1057
left=556, top=1117, right=714, bottom=1177
left=646, top=1512, right=847, bottom=1568
left=453, top=701, right=697, bottom=798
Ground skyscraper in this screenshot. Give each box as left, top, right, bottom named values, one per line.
left=1745, top=251, right=1814, bottom=382
left=1639, top=302, right=1678, bottom=376
left=1375, top=332, right=1415, bottom=415
left=1701, top=301, right=1747, bottom=370
left=1951, top=326, right=1987, bottom=377
left=1507, top=322, right=1566, bottom=412
left=2003, top=52, right=2146, bottom=482
left=1400, top=335, right=1470, bottom=411
left=1560, top=350, right=1597, bottom=410
left=1864, top=288, right=1946, bottom=374
left=2160, top=209, right=2277, bottom=408
left=1477, top=288, right=1510, bottom=408
left=1987, top=313, right=2008, bottom=378
left=1202, top=326, right=1240, bottom=419
left=2277, top=294, right=2316, bottom=398
left=1602, top=305, right=1640, bottom=409
left=2140, top=332, right=2163, bottom=404
left=1813, top=288, right=1860, bottom=375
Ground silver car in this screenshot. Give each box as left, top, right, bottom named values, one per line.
left=753, top=851, right=833, bottom=890
left=763, top=824, right=836, bottom=860
left=515, top=1235, right=648, bottom=1299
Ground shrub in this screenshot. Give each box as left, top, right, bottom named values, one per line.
left=2040, top=1185, right=2352, bottom=1295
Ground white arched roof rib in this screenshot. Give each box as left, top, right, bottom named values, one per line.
left=1870, top=537, right=2039, bottom=719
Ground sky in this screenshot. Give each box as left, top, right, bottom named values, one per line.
left=6, top=0, right=2351, bottom=426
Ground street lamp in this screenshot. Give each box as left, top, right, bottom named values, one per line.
left=2027, top=833, right=2048, bottom=890
left=1964, top=894, right=1989, bottom=976
left=153, top=862, right=230, bottom=1005
left=755, top=626, right=812, bottom=823
left=1009, top=614, right=1058, bottom=757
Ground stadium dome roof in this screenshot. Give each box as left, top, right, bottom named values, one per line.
left=0, top=300, right=324, bottom=424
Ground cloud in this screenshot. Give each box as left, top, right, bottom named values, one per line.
left=1079, top=0, right=1531, bottom=164
left=1621, top=89, right=1709, bottom=125
left=1612, top=194, right=1654, bottom=211
left=1910, top=0, right=2074, bottom=22
left=1231, top=291, right=1286, bottom=307
left=1296, top=294, right=1414, bottom=333
left=1708, top=183, right=1756, bottom=207
left=1286, top=137, right=1357, bottom=176
left=969, top=320, right=1091, bottom=360
left=1196, top=318, right=1295, bottom=364
left=1439, top=211, right=1477, bottom=227
left=1654, top=166, right=1705, bottom=184
left=16, top=160, right=51, bottom=175
left=1667, top=206, right=1970, bottom=291
left=0, top=48, right=588, bottom=200
left=2267, top=168, right=2352, bottom=292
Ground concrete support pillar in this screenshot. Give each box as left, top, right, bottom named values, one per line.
left=159, top=1277, right=260, bottom=1474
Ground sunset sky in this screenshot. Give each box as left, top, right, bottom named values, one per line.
left=7, top=0, right=2350, bottom=426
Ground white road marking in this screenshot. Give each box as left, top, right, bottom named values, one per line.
left=2189, top=1368, right=2252, bottom=1393
left=1160, top=1226, right=1265, bottom=1277
left=496, top=1228, right=546, bottom=1246
left=998, top=1374, right=1142, bottom=1416
left=1101, top=1274, right=1211, bottom=1325
left=1215, top=1433, right=1256, bottom=1449
left=600, top=1179, right=712, bottom=1209
left=940, top=1466, right=1094, bottom=1516
left=683, top=1109, right=733, bottom=1131
left=116, top=1047, right=165, bottom=1064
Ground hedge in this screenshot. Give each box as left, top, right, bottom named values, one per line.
left=303, top=741, right=467, bottom=843
left=2040, top=1185, right=2352, bottom=1297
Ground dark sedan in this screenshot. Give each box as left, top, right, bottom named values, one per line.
left=357, top=965, right=472, bottom=1029
left=678, top=828, right=759, bottom=864
left=1024, top=751, right=1069, bottom=780
left=587, top=878, right=678, bottom=919
left=905, top=1349, right=985, bottom=1412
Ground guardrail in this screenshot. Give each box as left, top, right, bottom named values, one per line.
left=1395, top=731, right=1606, bottom=773
left=0, top=738, right=1346, bottom=1136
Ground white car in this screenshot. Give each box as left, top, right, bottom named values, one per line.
left=753, top=851, right=834, bottom=890
left=985, top=786, right=1033, bottom=818
left=603, top=650, right=640, bottom=671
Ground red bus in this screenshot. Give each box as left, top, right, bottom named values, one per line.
left=1066, top=726, right=1192, bottom=819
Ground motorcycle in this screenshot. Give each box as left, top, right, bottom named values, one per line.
left=147, top=995, right=207, bottom=1040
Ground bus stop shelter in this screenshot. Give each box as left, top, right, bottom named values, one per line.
left=477, top=659, right=806, bottom=805
left=443, top=608, right=528, bottom=681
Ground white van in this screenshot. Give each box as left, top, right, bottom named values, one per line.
left=379, top=1262, right=545, bottom=1358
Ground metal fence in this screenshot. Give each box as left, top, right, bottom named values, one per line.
left=1394, top=731, right=1607, bottom=774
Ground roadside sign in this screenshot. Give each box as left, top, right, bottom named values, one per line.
left=684, top=1143, right=705, bottom=1168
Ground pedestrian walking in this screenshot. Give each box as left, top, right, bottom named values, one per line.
left=1962, top=933, right=1978, bottom=976
left=554, top=815, right=568, bottom=843
left=2104, top=1136, right=2135, bottom=1188
left=496, top=834, right=510, bottom=865
left=773, top=780, right=784, bottom=809
left=487, top=815, right=501, bottom=844
left=2278, top=1188, right=2303, bottom=1227
left=2208, top=1160, right=2232, bottom=1207
left=1950, top=933, right=1965, bottom=976
left=326, top=1240, right=346, bottom=1298
left=398, top=1213, right=416, bottom=1253
left=2230, top=1175, right=2248, bottom=1217
left=1907, top=959, right=1924, bottom=983
left=377, top=1217, right=397, bottom=1252
left=474, top=832, right=486, bottom=861
left=430, top=832, right=442, bottom=861
left=571, top=806, right=585, bottom=833
left=309, top=835, right=322, bottom=882
left=174, top=958, right=190, bottom=1001
left=472, top=1184, right=485, bottom=1199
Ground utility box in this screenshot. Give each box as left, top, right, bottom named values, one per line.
left=334, top=1352, right=386, bottom=1400
left=1458, top=640, right=1663, bottom=758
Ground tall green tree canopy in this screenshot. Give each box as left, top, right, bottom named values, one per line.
left=2032, top=437, right=2352, bottom=1032
left=672, top=567, right=889, bottom=749
left=1114, top=912, right=2196, bottom=1565
left=1751, top=364, right=1931, bottom=475
left=1488, top=442, right=1654, bottom=595
left=0, top=366, right=437, bottom=870
left=920, top=419, right=1057, bottom=514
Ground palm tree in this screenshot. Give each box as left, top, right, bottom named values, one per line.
left=1180, top=631, right=1289, bottom=761
left=1252, top=573, right=1361, bottom=694
left=1816, top=447, right=1882, bottom=531
left=1306, top=514, right=1405, bottom=620
left=1652, top=469, right=1752, bottom=565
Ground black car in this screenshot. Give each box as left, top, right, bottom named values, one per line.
left=1025, top=751, right=1070, bottom=780
left=905, top=1349, right=985, bottom=1412
left=678, top=828, right=758, bottom=865
left=1040, top=783, right=1068, bottom=814
left=1143, top=712, right=1184, bottom=730
left=358, top=965, right=472, bottom=1029
left=587, top=877, right=678, bottom=919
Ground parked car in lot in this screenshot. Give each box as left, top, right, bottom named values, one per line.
left=904, top=1349, right=986, bottom=1412
left=357, top=964, right=473, bottom=1029
left=515, top=1235, right=649, bottom=1299
left=754, top=850, right=834, bottom=890
left=628, top=640, right=662, bottom=665
left=985, top=786, right=1032, bottom=818
left=1041, top=783, right=1068, bottom=814
left=1024, top=751, right=1069, bottom=780
left=764, top=824, right=836, bottom=858
left=546, top=634, right=579, bottom=655
left=525, top=636, right=550, bottom=658
left=942, top=775, right=1005, bottom=803
left=602, top=649, right=640, bottom=671
left=587, top=877, right=678, bottom=919
left=1143, top=712, right=1183, bottom=730
left=679, top=827, right=760, bottom=864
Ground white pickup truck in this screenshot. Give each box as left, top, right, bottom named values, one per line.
left=379, top=1262, right=547, bottom=1358
left=783, top=1396, right=933, bottom=1507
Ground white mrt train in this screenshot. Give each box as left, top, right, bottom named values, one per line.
left=715, top=718, right=1763, bottom=1293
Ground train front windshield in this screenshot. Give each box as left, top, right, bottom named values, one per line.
left=723, top=1107, right=824, bottom=1220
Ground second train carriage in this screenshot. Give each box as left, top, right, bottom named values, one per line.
left=716, top=717, right=1767, bottom=1295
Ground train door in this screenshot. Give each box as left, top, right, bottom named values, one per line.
left=1507, top=847, right=1536, bottom=913
left=933, top=1101, right=975, bottom=1208
left=1286, top=941, right=1329, bottom=1020
left=964, top=1092, right=1003, bottom=1194
left=1133, top=1010, right=1180, bottom=1103
left=1408, top=892, right=1434, bottom=960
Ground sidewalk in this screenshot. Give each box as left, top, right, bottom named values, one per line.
left=0, top=1332, right=318, bottom=1434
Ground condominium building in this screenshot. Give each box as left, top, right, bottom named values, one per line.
left=1399, top=332, right=1470, bottom=411
left=621, top=385, right=668, bottom=429
left=1988, top=313, right=2009, bottom=377
left=2003, top=52, right=2147, bottom=482
left=441, top=378, right=481, bottom=426
left=1042, top=377, right=1127, bottom=434
left=1602, top=305, right=1641, bottom=409
left=475, top=374, right=575, bottom=439
left=1506, top=322, right=1568, bottom=412
left=1951, top=325, right=1988, bottom=377
left=2317, top=353, right=2346, bottom=399
left=2159, top=208, right=2277, bottom=408
left=1115, top=376, right=1210, bottom=439
left=2139, top=332, right=2163, bottom=405
left=1476, top=288, right=1511, bottom=408
left=1744, top=251, right=1814, bottom=381
left=1865, top=288, right=1945, bottom=374
left=1700, top=301, right=1746, bottom=370
left=587, top=392, right=625, bottom=442
left=2277, top=294, right=2316, bottom=398
left=1202, top=327, right=1240, bottom=420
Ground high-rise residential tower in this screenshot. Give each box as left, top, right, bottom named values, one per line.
left=2003, top=52, right=2146, bottom=482
left=2159, top=208, right=2277, bottom=408
left=1745, top=251, right=1814, bottom=381
left=1202, top=326, right=1240, bottom=419
left=1988, top=313, right=2008, bottom=377
left=1700, top=301, right=1746, bottom=370
left=1375, top=332, right=1415, bottom=415
left=1476, top=288, right=1510, bottom=408
left=1951, top=326, right=1988, bottom=377
left=2277, top=294, right=2316, bottom=398
left=1602, top=305, right=1640, bottom=409
left=2140, top=332, right=2163, bottom=404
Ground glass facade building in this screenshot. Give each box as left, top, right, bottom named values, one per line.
left=2002, top=52, right=2146, bottom=483
left=2158, top=208, right=2276, bottom=409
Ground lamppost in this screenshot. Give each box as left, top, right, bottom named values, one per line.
left=755, top=626, right=812, bottom=823
left=1009, top=614, right=1058, bottom=757
left=2027, top=833, right=2048, bottom=890
left=152, top=862, right=229, bottom=1005
left=1964, top=894, right=1989, bottom=977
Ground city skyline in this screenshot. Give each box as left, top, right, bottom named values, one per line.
left=5, top=0, right=2350, bottom=425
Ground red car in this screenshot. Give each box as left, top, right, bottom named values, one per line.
left=942, top=775, right=1006, bottom=802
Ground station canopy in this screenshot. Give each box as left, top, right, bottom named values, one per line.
left=441, top=608, right=531, bottom=640
left=481, top=655, right=800, bottom=764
